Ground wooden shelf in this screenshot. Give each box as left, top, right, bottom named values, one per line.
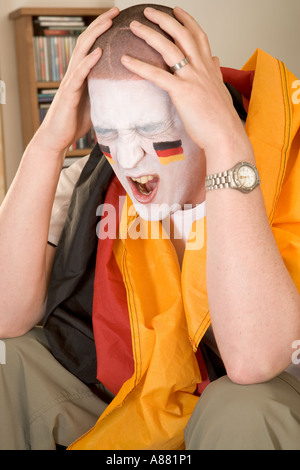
left=10, top=7, right=107, bottom=155
left=67, top=148, right=92, bottom=157
left=36, top=81, right=60, bottom=89
left=9, top=8, right=107, bottom=20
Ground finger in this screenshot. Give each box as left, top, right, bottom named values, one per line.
left=173, top=7, right=212, bottom=58
left=80, top=6, right=119, bottom=35
left=143, top=7, right=200, bottom=59
left=81, top=6, right=119, bottom=39
left=121, top=55, right=176, bottom=92
left=88, top=6, right=119, bottom=26
left=73, top=21, right=112, bottom=57
left=69, top=8, right=119, bottom=65
left=130, top=21, right=189, bottom=70
left=67, top=21, right=110, bottom=71
left=62, top=47, right=102, bottom=95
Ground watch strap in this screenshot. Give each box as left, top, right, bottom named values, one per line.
left=205, top=170, right=233, bottom=191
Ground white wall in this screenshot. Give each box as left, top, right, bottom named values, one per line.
left=0, top=0, right=114, bottom=191
left=115, top=0, right=300, bottom=75
left=1, top=0, right=300, bottom=191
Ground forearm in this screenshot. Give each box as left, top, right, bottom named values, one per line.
left=0, top=132, right=66, bottom=336
left=206, top=144, right=300, bottom=384
left=0, top=9, right=119, bottom=338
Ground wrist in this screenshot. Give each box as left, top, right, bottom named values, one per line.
left=29, top=128, right=69, bottom=161
left=205, top=160, right=260, bottom=194
left=204, top=132, right=255, bottom=176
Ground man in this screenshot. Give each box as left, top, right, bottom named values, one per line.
left=0, top=4, right=299, bottom=450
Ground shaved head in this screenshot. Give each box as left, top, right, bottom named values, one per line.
left=89, top=4, right=175, bottom=80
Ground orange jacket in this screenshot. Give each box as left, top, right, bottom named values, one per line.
left=68, top=49, right=300, bottom=450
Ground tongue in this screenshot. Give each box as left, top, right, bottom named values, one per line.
left=144, top=181, right=154, bottom=193
left=138, top=181, right=156, bottom=194
left=145, top=178, right=159, bottom=193
left=134, top=177, right=159, bottom=195
left=139, top=182, right=154, bottom=195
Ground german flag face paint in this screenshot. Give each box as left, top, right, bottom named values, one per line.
left=153, top=140, right=185, bottom=165
left=99, top=144, right=114, bottom=165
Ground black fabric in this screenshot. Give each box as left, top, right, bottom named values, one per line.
left=225, top=82, right=248, bottom=120
left=43, top=143, right=113, bottom=384
left=200, top=343, right=227, bottom=382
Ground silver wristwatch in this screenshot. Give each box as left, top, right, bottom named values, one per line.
left=205, top=161, right=260, bottom=194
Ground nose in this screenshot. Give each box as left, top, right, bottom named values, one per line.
left=116, top=137, right=145, bottom=170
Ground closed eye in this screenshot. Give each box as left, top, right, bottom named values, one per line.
left=136, top=123, right=164, bottom=134
left=94, top=126, right=118, bottom=140
left=136, top=120, right=175, bottom=138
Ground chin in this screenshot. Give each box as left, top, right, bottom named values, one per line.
left=132, top=201, right=181, bottom=222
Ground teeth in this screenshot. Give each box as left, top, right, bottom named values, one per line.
left=131, top=175, right=154, bottom=184
left=138, top=185, right=151, bottom=195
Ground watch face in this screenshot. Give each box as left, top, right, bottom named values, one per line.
left=233, top=163, right=258, bottom=191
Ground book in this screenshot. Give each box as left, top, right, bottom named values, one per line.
left=38, top=21, right=85, bottom=27
left=33, top=16, right=86, bottom=37
left=44, top=30, right=70, bottom=36
left=37, top=16, right=84, bottom=21
left=34, top=35, right=77, bottom=81
left=43, top=26, right=85, bottom=32
left=39, top=103, right=51, bottom=123
left=67, top=128, right=96, bottom=151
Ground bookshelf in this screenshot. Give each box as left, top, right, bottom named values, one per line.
left=9, top=8, right=108, bottom=162
left=0, top=103, right=5, bottom=201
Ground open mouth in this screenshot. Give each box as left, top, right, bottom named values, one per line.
left=127, top=175, right=159, bottom=204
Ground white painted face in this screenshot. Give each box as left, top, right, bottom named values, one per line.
left=88, top=78, right=206, bottom=221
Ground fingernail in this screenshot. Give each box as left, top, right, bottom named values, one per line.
left=131, top=20, right=141, bottom=27
left=121, top=55, right=131, bottom=63
left=92, top=47, right=101, bottom=55
left=145, top=7, right=155, bottom=13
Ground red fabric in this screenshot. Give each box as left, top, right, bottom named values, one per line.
left=92, top=176, right=135, bottom=396
left=221, top=66, right=255, bottom=112
left=92, top=67, right=255, bottom=396
left=195, top=348, right=211, bottom=396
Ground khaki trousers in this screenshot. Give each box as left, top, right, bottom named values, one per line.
left=1, top=327, right=300, bottom=450
left=185, top=371, right=300, bottom=450
left=0, top=327, right=108, bottom=450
